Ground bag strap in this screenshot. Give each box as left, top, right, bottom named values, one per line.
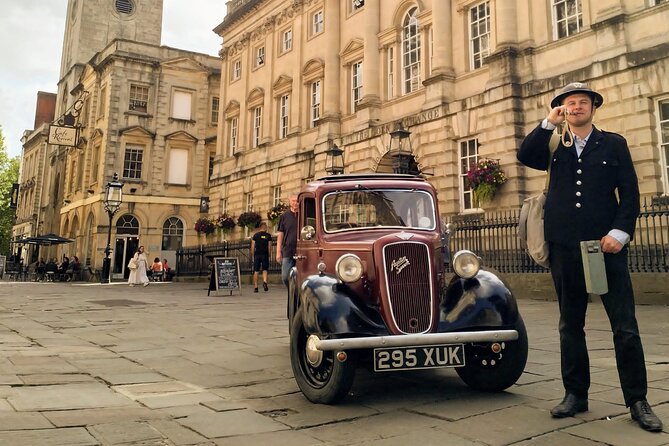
left=544, top=132, right=560, bottom=193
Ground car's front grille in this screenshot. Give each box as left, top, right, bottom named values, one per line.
left=383, top=242, right=433, bottom=333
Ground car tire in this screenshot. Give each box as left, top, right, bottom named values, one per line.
left=455, top=318, right=528, bottom=392
left=290, top=311, right=356, bottom=404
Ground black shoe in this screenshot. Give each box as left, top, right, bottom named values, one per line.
left=263, top=282, right=268, bottom=292
left=630, top=400, right=663, bottom=432
left=254, top=287, right=258, bottom=293
left=551, top=394, right=588, bottom=418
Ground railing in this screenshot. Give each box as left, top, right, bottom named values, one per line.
left=176, top=199, right=669, bottom=277
left=450, top=197, right=669, bottom=273
left=176, top=237, right=281, bottom=278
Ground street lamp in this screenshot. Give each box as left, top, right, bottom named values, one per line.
left=101, top=173, right=123, bottom=283
left=388, top=121, right=419, bottom=175
left=325, top=143, right=345, bottom=175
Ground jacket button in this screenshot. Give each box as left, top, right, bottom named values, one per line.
left=577, top=169, right=582, bottom=174
left=578, top=158, right=583, bottom=163
left=576, top=203, right=582, bottom=208
left=576, top=192, right=582, bottom=197
left=576, top=180, right=582, bottom=185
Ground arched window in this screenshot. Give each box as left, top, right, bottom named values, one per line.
left=116, top=214, right=140, bottom=235
left=402, top=7, right=421, bottom=94
left=162, top=217, right=184, bottom=251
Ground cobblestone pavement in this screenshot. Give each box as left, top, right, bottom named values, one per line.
left=0, top=280, right=668, bottom=445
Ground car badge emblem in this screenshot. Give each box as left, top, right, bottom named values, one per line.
left=390, top=256, right=410, bottom=275
left=395, top=232, right=414, bottom=241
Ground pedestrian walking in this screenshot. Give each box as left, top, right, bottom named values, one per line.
left=275, top=193, right=298, bottom=287
left=517, top=82, right=662, bottom=432
left=251, top=222, right=272, bottom=293
left=128, top=245, right=150, bottom=287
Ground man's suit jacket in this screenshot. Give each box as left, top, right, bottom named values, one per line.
left=517, top=124, right=640, bottom=245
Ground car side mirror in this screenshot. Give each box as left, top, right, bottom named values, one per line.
left=300, top=225, right=316, bottom=241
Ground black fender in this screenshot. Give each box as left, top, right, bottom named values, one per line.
left=438, top=269, right=521, bottom=332
left=298, top=273, right=388, bottom=337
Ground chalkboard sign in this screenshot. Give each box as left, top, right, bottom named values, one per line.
left=213, top=257, right=241, bottom=295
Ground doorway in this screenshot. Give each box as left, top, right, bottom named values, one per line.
left=112, top=236, right=139, bottom=280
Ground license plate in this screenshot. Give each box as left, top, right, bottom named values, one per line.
left=373, top=344, right=465, bottom=372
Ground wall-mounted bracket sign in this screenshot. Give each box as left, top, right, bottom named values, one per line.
left=48, top=90, right=89, bottom=147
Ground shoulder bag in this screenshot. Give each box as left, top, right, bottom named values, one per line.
left=518, top=133, right=559, bottom=268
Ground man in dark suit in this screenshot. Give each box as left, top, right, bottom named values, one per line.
left=517, top=82, right=662, bottom=432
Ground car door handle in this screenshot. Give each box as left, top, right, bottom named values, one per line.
left=294, top=255, right=307, bottom=260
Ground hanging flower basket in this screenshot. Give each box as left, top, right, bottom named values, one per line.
left=216, top=214, right=236, bottom=234
left=194, top=217, right=216, bottom=236
left=267, top=202, right=289, bottom=226
left=466, top=158, right=508, bottom=206
left=237, top=211, right=262, bottom=230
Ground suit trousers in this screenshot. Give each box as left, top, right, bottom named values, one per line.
left=548, top=242, right=647, bottom=407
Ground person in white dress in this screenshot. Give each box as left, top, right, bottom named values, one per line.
left=128, top=245, right=150, bottom=287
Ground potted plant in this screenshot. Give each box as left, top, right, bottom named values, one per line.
left=267, top=202, right=289, bottom=226
left=216, top=213, right=236, bottom=235
left=194, top=216, right=216, bottom=237
left=466, top=158, right=508, bottom=206
left=237, top=211, right=262, bottom=230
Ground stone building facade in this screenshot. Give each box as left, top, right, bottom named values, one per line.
left=17, top=0, right=221, bottom=278
left=209, top=0, right=669, bottom=232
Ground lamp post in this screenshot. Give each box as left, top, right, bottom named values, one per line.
left=325, top=143, right=345, bottom=175
left=388, top=121, right=420, bottom=175
left=101, top=173, right=123, bottom=283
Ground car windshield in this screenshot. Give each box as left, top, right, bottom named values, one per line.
left=322, top=189, right=435, bottom=232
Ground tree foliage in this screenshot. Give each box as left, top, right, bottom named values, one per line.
left=0, top=126, right=20, bottom=256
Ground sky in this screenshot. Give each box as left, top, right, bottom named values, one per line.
left=0, top=0, right=225, bottom=159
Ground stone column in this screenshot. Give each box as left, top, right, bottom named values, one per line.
left=360, top=0, right=380, bottom=107
left=495, top=0, right=518, bottom=49
left=430, top=0, right=454, bottom=76
left=322, top=0, right=341, bottom=121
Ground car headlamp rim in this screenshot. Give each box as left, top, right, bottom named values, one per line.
left=452, top=249, right=481, bottom=279
left=335, top=254, right=363, bottom=283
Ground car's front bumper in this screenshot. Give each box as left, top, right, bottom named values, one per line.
left=311, top=329, right=519, bottom=352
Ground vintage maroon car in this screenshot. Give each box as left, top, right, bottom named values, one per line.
left=288, top=173, right=528, bottom=404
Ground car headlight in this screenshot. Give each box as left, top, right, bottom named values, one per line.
left=335, top=254, right=363, bottom=283
left=452, top=250, right=481, bottom=279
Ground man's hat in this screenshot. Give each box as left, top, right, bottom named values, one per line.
left=550, top=82, right=604, bottom=108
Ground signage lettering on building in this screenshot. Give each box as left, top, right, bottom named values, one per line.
left=9, top=183, right=19, bottom=209
left=48, top=125, right=79, bottom=147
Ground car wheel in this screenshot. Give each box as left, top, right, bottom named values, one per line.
left=290, top=312, right=356, bottom=404
left=455, top=318, right=528, bottom=392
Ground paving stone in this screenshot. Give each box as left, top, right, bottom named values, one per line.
left=7, top=382, right=137, bottom=411
left=213, top=430, right=326, bottom=446
left=564, top=416, right=669, bottom=445
left=0, top=427, right=98, bottom=445
left=87, top=420, right=163, bottom=444
left=179, top=409, right=289, bottom=438
left=411, top=391, right=533, bottom=420
left=137, top=391, right=225, bottom=409
left=513, top=431, right=610, bottom=445
left=346, top=426, right=486, bottom=446
left=0, top=411, right=52, bottom=430
left=19, top=373, right=97, bottom=385
left=0, top=374, right=22, bottom=385
left=88, top=371, right=170, bottom=385
left=149, top=419, right=209, bottom=445
left=43, top=406, right=162, bottom=427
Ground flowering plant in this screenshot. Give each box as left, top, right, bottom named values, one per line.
left=216, top=214, right=236, bottom=233
left=267, top=202, right=289, bottom=225
left=194, top=217, right=216, bottom=235
left=466, top=158, right=507, bottom=205
left=237, top=211, right=262, bottom=229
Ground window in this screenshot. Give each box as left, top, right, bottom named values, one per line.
left=553, top=0, right=582, bottom=39
left=99, top=85, right=107, bottom=118
left=116, top=214, right=140, bottom=235
left=123, top=146, right=143, bottom=180
left=168, top=148, right=189, bottom=184
left=252, top=106, right=263, bottom=148
left=162, top=217, right=184, bottom=251
left=272, top=186, right=282, bottom=206
left=659, top=98, right=669, bottom=194
left=387, top=47, right=395, bottom=99
left=256, top=47, right=265, bottom=67
left=245, top=193, right=254, bottom=211
left=69, top=158, right=77, bottom=193
left=352, top=0, right=364, bottom=11
left=460, top=139, right=479, bottom=210
left=650, top=0, right=667, bottom=5
left=129, top=84, right=148, bottom=113
left=470, top=1, right=490, bottom=70
left=91, top=144, right=100, bottom=182
left=310, top=80, right=321, bottom=126
left=279, top=94, right=289, bottom=138
left=172, top=90, right=192, bottom=120
left=211, top=97, right=219, bottom=125
left=229, top=116, right=238, bottom=154
left=232, top=59, right=241, bottom=80
left=282, top=29, right=293, bottom=53
left=312, top=10, right=324, bottom=35
left=351, top=61, right=363, bottom=111
left=402, top=7, right=421, bottom=94
left=208, top=154, right=215, bottom=182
